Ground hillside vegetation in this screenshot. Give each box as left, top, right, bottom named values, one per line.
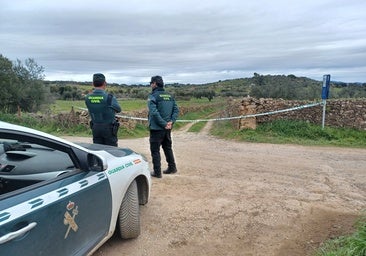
left=46, top=73, right=366, bottom=103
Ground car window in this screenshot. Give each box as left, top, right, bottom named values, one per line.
left=0, top=138, right=75, bottom=195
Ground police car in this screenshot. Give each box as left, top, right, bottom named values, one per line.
left=0, top=121, right=151, bottom=255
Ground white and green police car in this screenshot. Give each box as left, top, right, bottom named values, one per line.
left=0, top=121, right=151, bottom=255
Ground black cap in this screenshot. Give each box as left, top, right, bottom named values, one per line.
left=93, top=73, right=105, bottom=86
left=151, top=75, right=164, bottom=87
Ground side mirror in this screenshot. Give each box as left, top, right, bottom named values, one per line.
left=87, top=153, right=107, bottom=172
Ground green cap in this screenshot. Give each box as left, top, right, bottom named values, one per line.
left=93, top=73, right=105, bottom=83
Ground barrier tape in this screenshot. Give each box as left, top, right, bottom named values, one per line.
left=76, top=101, right=323, bottom=123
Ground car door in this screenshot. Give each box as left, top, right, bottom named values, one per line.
left=0, top=133, right=112, bottom=256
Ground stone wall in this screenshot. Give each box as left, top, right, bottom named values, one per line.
left=226, top=97, right=366, bottom=130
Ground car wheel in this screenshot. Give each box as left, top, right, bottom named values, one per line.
left=118, top=180, right=140, bottom=239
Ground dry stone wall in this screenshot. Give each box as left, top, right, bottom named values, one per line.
left=226, top=97, right=366, bottom=130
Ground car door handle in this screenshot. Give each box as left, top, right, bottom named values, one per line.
left=0, top=222, right=37, bottom=244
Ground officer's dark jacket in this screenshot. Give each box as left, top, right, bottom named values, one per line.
left=148, top=87, right=179, bottom=130
left=85, top=88, right=121, bottom=124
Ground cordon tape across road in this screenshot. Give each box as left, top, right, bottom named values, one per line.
left=76, top=102, right=323, bottom=123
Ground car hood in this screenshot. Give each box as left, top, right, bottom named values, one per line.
left=76, top=143, right=135, bottom=158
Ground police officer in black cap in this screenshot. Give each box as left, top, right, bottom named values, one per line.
left=148, top=75, right=179, bottom=178
left=85, top=73, right=121, bottom=146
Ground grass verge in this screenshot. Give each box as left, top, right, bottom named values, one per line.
left=211, top=119, right=366, bottom=148
left=315, top=214, right=366, bottom=256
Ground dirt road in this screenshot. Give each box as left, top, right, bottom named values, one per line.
left=66, top=123, right=366, bottom=256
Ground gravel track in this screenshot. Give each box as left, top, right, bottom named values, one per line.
left=64, top=124, right=366, bottom=256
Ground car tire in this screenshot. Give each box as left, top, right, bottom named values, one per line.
left=118, top=180, right=140, bottom=239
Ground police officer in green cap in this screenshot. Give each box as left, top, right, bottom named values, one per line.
left=85, top=73, right=121, bottom=146
left=148, top=75, right=179, bottom=178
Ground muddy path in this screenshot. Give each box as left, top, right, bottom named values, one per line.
left=64, top=124, right=366, bottom=256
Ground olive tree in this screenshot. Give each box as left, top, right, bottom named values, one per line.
left=0, top=55, right=50, bottom=113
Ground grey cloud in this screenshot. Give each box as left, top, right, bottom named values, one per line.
left=1, top=0, right=366, bottom=84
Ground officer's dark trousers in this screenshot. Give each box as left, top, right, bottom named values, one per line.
left=92, top=123, right=118, bottom=147
left=149, top=129, right=176, bottom=174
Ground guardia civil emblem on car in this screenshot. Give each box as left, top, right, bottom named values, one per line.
left=64, top=201, right=79, bottom=239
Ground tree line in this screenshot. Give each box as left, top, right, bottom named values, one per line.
left=49, top=73, right=366, bottom=102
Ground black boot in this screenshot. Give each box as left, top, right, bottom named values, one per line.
left=151, top=171, right=162, bottom=178
left=163, top=168, right=177, bottom=174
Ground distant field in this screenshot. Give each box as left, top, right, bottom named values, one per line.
left=51, top=98, right=225, bottom=113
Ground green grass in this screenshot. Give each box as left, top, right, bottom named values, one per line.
left=50, top=100, right=86, bottom=113
left=0, top=112, right=93, bottom=136
left=118, top=123, right=149, bottom=138
left=177, top=97, right=226, bottom=108
left=119, top=99, right=146, bottom=111
left=315, top=215, right=366, bottom=256
left=211, top=119, right=366, bottom=148
left=187, top=121, right=207, bottom=132
left=50, top=99, right=148, bottom=113
left=174, top=102, right=225, bottom=132
left=50, top=98, right=221, bottom=113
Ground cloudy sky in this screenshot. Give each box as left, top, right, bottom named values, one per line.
left=1, top=0, right=366, bottom=84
